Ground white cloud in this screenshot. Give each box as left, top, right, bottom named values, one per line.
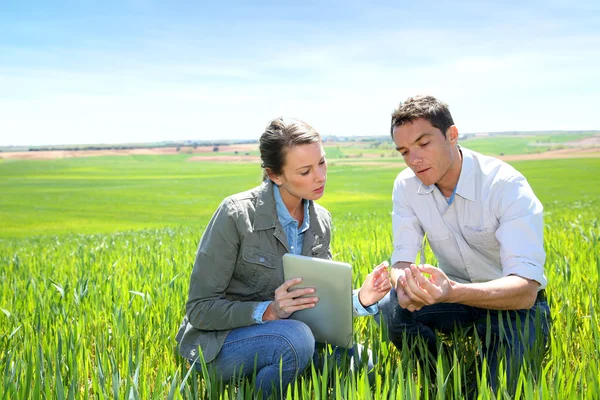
left=1, top=16, right=599, bottom=146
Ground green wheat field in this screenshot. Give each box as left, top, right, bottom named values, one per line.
left=1, top=146, right=599, bottom=398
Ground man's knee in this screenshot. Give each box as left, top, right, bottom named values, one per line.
left=479, top=304, right=550, bottom=348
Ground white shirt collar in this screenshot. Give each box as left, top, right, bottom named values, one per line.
left=416, top=147, right=475, bottom=202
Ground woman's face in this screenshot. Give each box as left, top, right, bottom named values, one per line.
left=269, top=142, right=327, bottom=202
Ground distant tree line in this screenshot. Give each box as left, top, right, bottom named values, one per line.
left=27, top=142, right=256, bottom=152
left=29, top=146, right=140, bottom=151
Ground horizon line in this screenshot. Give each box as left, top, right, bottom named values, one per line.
left=2, top=129, right=599, bottom=149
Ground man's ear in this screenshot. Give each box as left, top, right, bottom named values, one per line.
left=447, top=125, right=459, bottom=143
left=266, top=168, right=282, bottom=185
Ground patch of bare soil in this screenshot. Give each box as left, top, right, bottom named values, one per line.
left=0, top=144, right=259, bottom=160
left=0, top=147, right=177, bottom=160
left=330, top=161, right=405, bottom=168
left=220, top=144, right=259, bottom=153
left=499, top=147, right=600, bottom=161
left=187, top=155, right=261, bottom=163
left=323, top=141, right=378, bottom=148
left=565, top=135, right=600, bottom=147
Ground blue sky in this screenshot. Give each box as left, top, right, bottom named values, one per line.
left=1, top=0, right=599, bottom=146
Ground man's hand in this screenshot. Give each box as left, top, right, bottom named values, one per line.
left=391, top=262, right=424, bottom=311
left=358, top=261, right=392, bottom=307
left=263, top=278, right=319, bottom=321
left=396, top=264, right=453, bottom=311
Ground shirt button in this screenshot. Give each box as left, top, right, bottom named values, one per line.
left=259, top=257, right=265, bottom=262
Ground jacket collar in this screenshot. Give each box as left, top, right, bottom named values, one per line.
left=253, top=180, right=278, bottom=231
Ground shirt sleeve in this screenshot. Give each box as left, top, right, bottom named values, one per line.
left=495, top=175, right=547, bottom=288
left=391, top=177, right=425, bottom=265
left=352, top=290, right=378, bottom=317
left=252, top=301, right=273, bottom=324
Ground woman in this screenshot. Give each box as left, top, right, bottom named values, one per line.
left=176, top=117, right=390, bottom=398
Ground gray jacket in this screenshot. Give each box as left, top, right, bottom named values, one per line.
left=176, top=181, right=332, bottom=363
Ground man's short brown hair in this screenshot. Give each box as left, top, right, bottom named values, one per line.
left=390, top=95, right=454, bottom=138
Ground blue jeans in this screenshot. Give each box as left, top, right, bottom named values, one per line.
left=192, top=320, right=370, bottom=399
left=194, top=320, right=314, bottom=399
left=379, top=288, right=551, bottom=392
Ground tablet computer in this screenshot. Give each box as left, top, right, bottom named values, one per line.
left=282, top=253, right=353, bottom=348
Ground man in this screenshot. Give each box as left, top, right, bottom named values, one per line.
left=379, top=95, right=551, bottom=391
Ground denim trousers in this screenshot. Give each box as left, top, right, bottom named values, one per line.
left=191, top=319, right=364, bottom=399
left=378, top=288, right=551, bottom=392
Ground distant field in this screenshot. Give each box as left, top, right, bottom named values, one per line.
left=458, top=133, right=597, bottom=155
left=1, top=155, right=599, bottom=238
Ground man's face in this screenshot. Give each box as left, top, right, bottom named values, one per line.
left=392, top=118, right=459, bottom=187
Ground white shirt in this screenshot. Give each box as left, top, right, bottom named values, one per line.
left=391, top=147, right=547, bottom=289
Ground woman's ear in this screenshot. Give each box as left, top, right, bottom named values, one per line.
left=266, top=168, right=282, bottom=185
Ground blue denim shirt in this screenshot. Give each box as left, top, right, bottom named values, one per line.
left=273, top=183, right=311, bottom=255
left=252, top=183, right=377, bottom=322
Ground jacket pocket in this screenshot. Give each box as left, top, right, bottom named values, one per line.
left=242, top=245, right=278, bottom=269
left=241, top=245, right=281, bottom=291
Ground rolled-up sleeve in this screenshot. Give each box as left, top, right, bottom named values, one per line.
left=495, top=176, right=547, bottom=289
left=186, top=198, right=262, bottom=330
left=391, top=178, right=424, bottom=265
left=352, top=290, right=378, bottom=317
left=252, top=301, right=272, bottom=324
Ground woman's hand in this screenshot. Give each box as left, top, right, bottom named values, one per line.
left=358, top=261, right=392, bottom=307
left=262, top=278, right=319, bottom=321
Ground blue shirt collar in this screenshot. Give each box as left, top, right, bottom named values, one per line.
left=273, top=183, right=310, bottom=233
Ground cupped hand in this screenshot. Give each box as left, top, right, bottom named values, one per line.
left=264, top=278, right=319, bottom=321
left=396, top=264, right=452, bottom=311
left=396, top=285, right=426, bottom=312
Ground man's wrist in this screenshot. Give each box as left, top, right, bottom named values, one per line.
left=390, top=262, right=408, bottom=291
left=445, top=280, right=461, bottom=303
left=392, top=272, right=406, bottom=292
left=390, top=272, right=400, bottom=291
left=394, top=275, right=403, bottom=291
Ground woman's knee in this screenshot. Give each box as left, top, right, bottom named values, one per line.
left=273, top=320, right=315, bottom=371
